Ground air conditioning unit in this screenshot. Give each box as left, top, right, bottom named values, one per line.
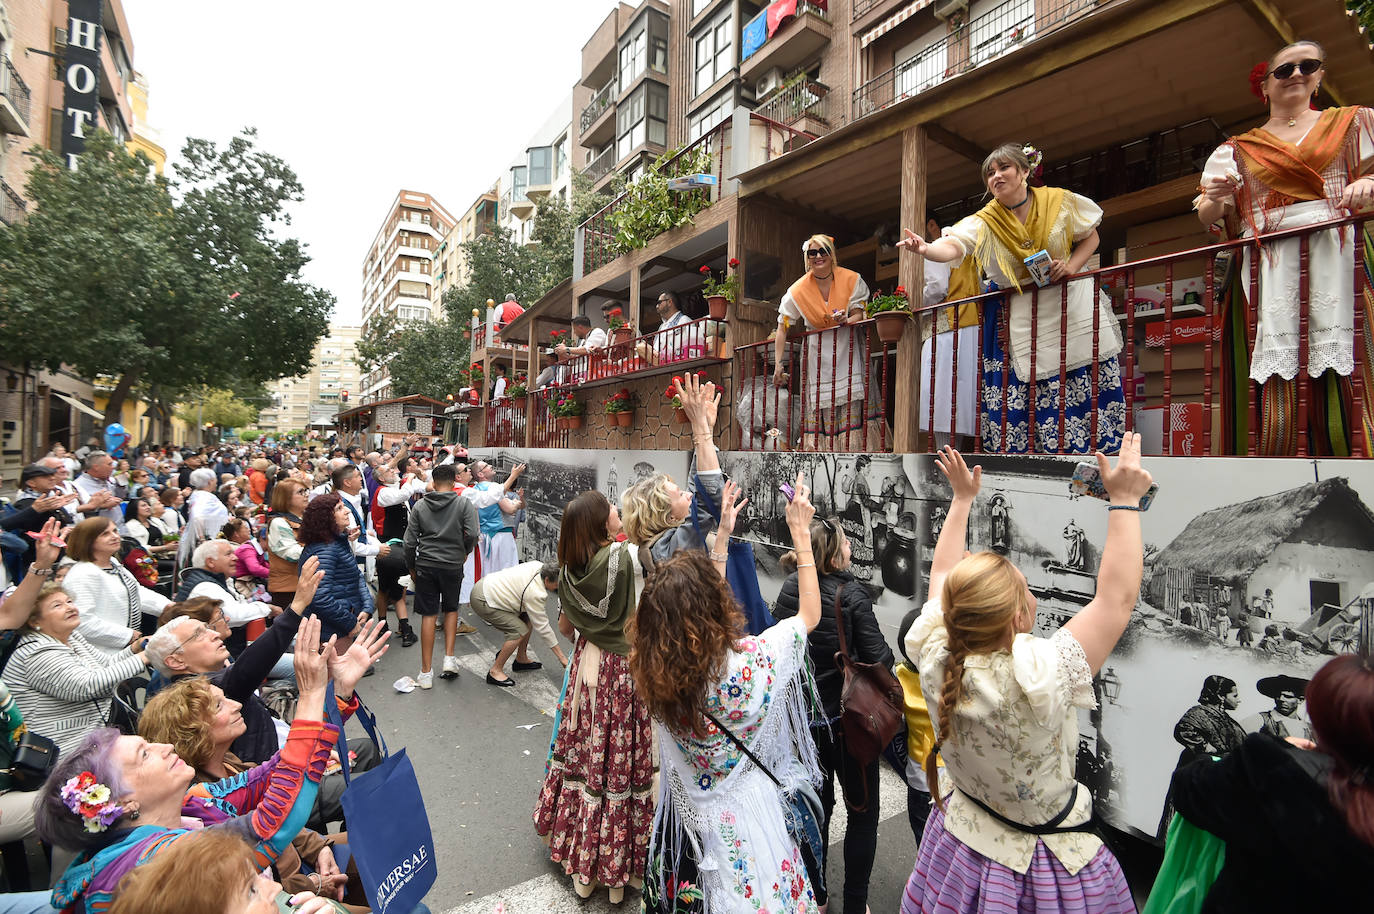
left=755, top=68, right=785, bottom=99
left=933, top=0, right=968, bottom=21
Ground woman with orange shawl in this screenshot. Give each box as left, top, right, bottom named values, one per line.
left=1197, top=40, right=1374, bottom=455
left=773, top=234, right=886, bottom=451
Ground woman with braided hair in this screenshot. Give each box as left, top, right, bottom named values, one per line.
left=899, top=441, right=1152, bottom=914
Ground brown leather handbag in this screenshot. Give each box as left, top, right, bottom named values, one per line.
left=832, top=582, right=904, bottom=806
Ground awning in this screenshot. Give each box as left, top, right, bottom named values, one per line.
left=861, top=0, right=933, bottom=48
left=51, top=391, right=105, bottom=421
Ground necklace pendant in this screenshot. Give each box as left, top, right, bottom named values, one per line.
left=1287, top=117, right=1297, bottom=127
left=1020, top=240, right=1033, bottom=250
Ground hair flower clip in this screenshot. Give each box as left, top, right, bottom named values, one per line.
left=61, top=771, right=125, bottom=833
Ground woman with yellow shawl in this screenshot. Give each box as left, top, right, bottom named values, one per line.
left=774, top=234, right=887, bottom=451
left=919, top=216, right=983, bottom=448
left=900, top=144, right=1125, bottom=454
left=1196, top=40, right=1374, bottom=456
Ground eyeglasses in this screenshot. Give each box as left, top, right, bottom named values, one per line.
left=805, top=249, right=828, bottom=259
left=171, top=623, right=216, bottom=655
left=1269, top=58, right=1322, bottom=79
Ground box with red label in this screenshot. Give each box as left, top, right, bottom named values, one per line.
left=1143, top=313, right=1223, bottom=349
left=1134, top=402, right=1221, bottom=456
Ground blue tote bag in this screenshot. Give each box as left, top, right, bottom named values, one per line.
left=690, top=477, right=777, bottom=636
left=326, top=688, right=436, bottom=914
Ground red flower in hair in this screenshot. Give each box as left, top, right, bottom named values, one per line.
left=1249, top=61, right=1268, bottom=100
left=699, top=265, right=711, bottom=274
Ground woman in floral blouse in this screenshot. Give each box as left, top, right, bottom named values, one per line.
left=630, top=472, right=823, bottom=914
left=900, top=443, right=1152, bottom=914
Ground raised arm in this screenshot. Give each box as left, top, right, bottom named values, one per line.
left=220, top=558, right=319, bottom=702
left=784, top=472, right=820, bottom=632
left=929, top=447, right=981, bottom=600
left=1063, top=432, right=1153, bottom=674
left=896, top=228, right=964, bottom=264
left=675, top=374, right=719, bottom=475
left=0, top=518, right=63, bottom=629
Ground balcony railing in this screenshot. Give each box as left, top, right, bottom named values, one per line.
left=0, top=179, right=26, bottom=227
left=582, top=146, right=616, bottom=184
left=757, top=79, right=835, bottom=130
left=1, top=57, right=31, bottom=128
left=852, top=0, right=883, bottom=20
left=852, top=0, right=1096, bottom=121
left=579, top=77, right=616, bottom=135
left=578, top=113, right=815, bottom=277
left=737, top=319, right=893, bottom=453
left=875, top=214, right=1369, bottom=457
left=545, top=316, right=729, bottom=390
left=485, top=400, right=527, bottom=448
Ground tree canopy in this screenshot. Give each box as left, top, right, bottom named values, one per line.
left=0, top=129, right=334, bottom=426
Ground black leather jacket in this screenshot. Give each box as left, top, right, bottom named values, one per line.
left=773, top=569, right=894, bottom=720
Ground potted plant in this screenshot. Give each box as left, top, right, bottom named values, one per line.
left=866, top=285, right=913, bottom=343
left=699, top=259, right=740, bottom=320
left=551, top=393, right=585, bottom=430
left=664, top=381, right=688, bottom=424
left=507, top=372, right=528, bottom=411
left=607, top=307, right=636, bottom=363
left=604, top=388, right=636, bottom=427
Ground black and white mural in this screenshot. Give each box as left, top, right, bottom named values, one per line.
left=473, top=446, right=1374, bottom=843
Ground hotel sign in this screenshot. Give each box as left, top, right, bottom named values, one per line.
left=61, top=0, right=104, bottom=169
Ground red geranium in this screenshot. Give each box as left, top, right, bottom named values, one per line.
left=728, top=257, right=739, bottom=268
left=699, top=265, right=711, bottom=274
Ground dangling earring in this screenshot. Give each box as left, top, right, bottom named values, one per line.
left=129, top=810, right=140, bottom=820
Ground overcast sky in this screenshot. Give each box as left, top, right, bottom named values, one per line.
left=124, top=0, right=608, bottom=325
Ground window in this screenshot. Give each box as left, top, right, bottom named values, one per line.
left=528, top=146, right=551, bottom=186
left=511, top=165, right=527, bottom=202
left=553, top=136, right=568, bottom=180
left=969, top=0, right=1035, bottom=67
left=693, top=0, right=716, bottom=16
left=690, top=90, right=733, bottom=140
left=694, top=11, right=734, bottom=96
left=617, top=82, right=668, bottom=161
left=619, top=29, right=646, bottom=91
left=895, top=25, right=948, bottom=99
left=619, top=11, right=669, bottom=93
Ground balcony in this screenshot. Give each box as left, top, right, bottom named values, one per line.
left=0, top=179, right=25, bottom=227
left=582, top=145, right=617, bottom=185
left=579, top=76, right=617, bottom=145
left=0, top=57, right=31, bottom=136
left=852, top=0, right=1096, bottom=121
left=756, top=78, right=836, bottom=136
left=740, top=1, right=832, bottom=84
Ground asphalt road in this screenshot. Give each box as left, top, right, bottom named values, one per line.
left=352, top=610, right=923, bottom=914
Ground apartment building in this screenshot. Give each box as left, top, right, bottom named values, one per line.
left=430, top=187, right=498, bottom=317
left=260, top=325, right=363, bottom=435
left=126, top=69, right=165, bottom=172
left=359, top=190, right=457, bottom=400
left=496, top=95, right=577, bottom=246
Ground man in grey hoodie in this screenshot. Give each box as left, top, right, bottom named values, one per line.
left=404, top=463, right=480, bottom=688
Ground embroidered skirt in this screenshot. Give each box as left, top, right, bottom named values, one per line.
left=533, top=637, right=656, bottom=889
left=900, top=807, right=1135, bottom=914
left=980, top=297, right=1126, bottom=454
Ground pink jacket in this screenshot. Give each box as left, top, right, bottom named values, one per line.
left=234, top=541, right=271, bottom=579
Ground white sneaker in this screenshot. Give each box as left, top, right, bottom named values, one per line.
left=416, top=670, right=433, bottom=690
left=441, top=655, right=461, bottom=680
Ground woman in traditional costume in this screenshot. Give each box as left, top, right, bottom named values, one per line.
left=900, top=144, right=1125, bottom=454
left=632, top=473, right=824, bottom=914
left=919, top=217, right=984, bottom=449
left=1196, top=40, right=1374, bottom=455
left=773, top=234, right=887, bottom=451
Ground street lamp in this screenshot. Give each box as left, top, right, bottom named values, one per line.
left=1099, top=667, right=1122, bottom=704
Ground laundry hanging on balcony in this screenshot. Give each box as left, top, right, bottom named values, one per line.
left=743, top=9, right=768, bottom=61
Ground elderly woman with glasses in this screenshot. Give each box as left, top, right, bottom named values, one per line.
left=5, top=581, right=152, bottom=755
left=774, top=233, right=886, bottom=451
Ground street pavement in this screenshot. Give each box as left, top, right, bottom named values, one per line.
left=351, top=610, right=921, bottom=914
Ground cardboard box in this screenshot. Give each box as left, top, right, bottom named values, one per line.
left=1141, top=372, right=1212, bottom=399
left=1134, top=346, right=1211, bottom=375
left=1134, top=402, right=1223, bottom=456
left=1123, top=214, right=1216, bottom=286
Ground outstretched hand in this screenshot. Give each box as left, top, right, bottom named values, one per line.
left=33, top=517, right=66, bottom=568
left=784, top=470, right=815, bottom=536
left=895, top=227, right=930, bottom=255
left=675, top=373, right=720, bottom=429
left=328, top=615, right=391, bottom=697
left=291, top=556, right=324, bottom=614
left=935, top=446, right=982, bottom=501
left=293, top=615, right=332, bottom=696
left=717, top=478, right=749, bottom=543
left=1095, top=432, right=1153, bottom=506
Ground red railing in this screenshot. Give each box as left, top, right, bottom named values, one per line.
left=896, top=213, right=1370, bottom=457
left=548, top=317, right=725, bottom=385
left=736, top=319, right=892, bottom=453
left=485, top=400, right=526, bottom=448
left=532, top=391, right=570, bottom=448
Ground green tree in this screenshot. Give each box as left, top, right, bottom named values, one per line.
left=385, top=319, right=471, bottom=401
left=0, top=129, right=333, bottom=425
left=176, top=387, right=260, bottom=430
left=531, top=172, right=618, bottom=287
left=440, top=229, right=553, bottom=323
left=1349, top=1, right=1374, bottom=31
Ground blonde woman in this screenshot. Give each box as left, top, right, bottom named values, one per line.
left=899, top=444, right=1151, bottom=914
left=773, top=234, right=885, bottom=451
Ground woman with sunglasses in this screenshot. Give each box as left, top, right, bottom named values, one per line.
left=1196, top=41, right=1374, bottom=456
left=774, top=234, right=887, bottom=451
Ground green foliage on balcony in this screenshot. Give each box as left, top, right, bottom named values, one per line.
left=606, top=144, right=716, bottom=254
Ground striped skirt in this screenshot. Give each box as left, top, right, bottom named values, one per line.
left=900, top=807, right=1135, bottom=914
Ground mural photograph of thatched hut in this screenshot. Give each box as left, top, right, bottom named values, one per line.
left=1147, top=478, right=1374, bottom=646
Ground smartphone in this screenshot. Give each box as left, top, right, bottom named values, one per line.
left=779, top=482, right=795, bottom=502
left=1070, top=462, right=1157, bottom=510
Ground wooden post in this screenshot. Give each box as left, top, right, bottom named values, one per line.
left=895, top=125, right=928, bottom=453
left=628, top=260, right=643, bottom=332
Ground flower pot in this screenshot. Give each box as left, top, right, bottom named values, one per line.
left=554, top=417, right=567, bottom=430
left=462, top=329, right=471, bottom=339
left=614, top=410, right=634, bottom=427
left=512, top=396, right=527, bottom=412
left=873, top=310, right=911, bottom=343
left=609, top=326, right=635, bottom=361
left=563, top=415, right=583, bottom=430
left=674, top=408, right=689, bottom=425
left=468, top=390, right=480, bottom=405
left=707, top=296, right=729, bottom=320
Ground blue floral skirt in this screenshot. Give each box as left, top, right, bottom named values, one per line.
left=980, top=296, right=1126, bottom=454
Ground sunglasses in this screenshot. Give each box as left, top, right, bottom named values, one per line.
left=1269, top=58, right=1322, bottom=80
left=805, top=249, right=828, bottom=259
